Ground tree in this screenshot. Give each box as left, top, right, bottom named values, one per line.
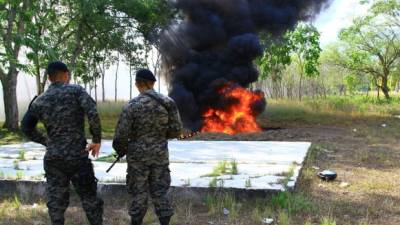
left=287, top=24, right=322, bottom=101
left=257, top=33, right=292, bottom=98
left=338, top=0, right=400, bottom=99
left=0, top=0, right=31, bottom=130
left=257, top=24, right=322, bottom=100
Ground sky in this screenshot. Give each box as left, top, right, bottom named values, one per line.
left=0, top=0, right=370, bottom=120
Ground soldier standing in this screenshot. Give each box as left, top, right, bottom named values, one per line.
left=113, top=69, right=183, bottom=225
left=21, top=61, right=104, bottom=225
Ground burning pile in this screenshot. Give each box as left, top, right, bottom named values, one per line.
left=202, top=83, right=263, bottom=135
left=160, top=0, right=331, bottom=135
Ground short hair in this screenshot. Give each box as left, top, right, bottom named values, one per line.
left=47, top=61, right=69, bottom=77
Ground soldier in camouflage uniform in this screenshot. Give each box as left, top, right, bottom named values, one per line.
left=113, top=69, right=183, bottom=225
left=21, top=61, right=104, bottom=225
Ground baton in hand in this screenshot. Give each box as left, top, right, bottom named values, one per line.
left=106, top=155, right=123, bottom=173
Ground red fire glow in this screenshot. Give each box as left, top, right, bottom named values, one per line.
left=201, top=84, right=263, bottom=135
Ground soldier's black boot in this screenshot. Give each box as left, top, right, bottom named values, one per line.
left=159, top=216, right=171, bottom=225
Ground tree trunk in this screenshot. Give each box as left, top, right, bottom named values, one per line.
left=94, top=78, right=98, bottom=102
left=69, top=23, right=83, bottom=78
left=299, top=73, right=304, bottom=101
left=114, top=54, right=120, bottom=102
left=1, top=71, right=19, bottom=130
left=381, top=75, right=390, bottom=100
left=297, top=55, right=304, bottom=101
left=129, top=64, right=132, bottom=99
left=101, top=61, right=105, bottom=102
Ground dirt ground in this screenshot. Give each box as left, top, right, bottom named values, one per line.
left=1, top=119, right=400, bottom=225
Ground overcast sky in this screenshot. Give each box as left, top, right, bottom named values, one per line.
left=0, top=0, right=370, bottom=120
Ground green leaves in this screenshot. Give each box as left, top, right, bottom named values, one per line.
left=334, top=0, right=400, bottom=99
left=258, top=24, right=322, bottom=81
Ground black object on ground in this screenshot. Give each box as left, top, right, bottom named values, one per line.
left=317, top=170, right=337, bottom=181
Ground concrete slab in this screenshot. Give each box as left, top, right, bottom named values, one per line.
left=0, top=141, right=311, bottom=191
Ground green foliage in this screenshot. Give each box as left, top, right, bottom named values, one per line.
left=16, top=170, right=23, bottom=180
left=17, top=150, right=26, bottom=161
left=336, top=0, right=400, bottom=99
left=203, top=160, right=239, bottom=177
left=320, top=217, right=337, bottom=225
left=288, top=24, right=322, bottom=78
left=113, top=0, right=175, bottom=40
left=12, top=196, right=21, bottom=210
left=230, top=160, right=238, bottom=175
left=258, top=24, right=322, bottom=81
left=209, top=177, right=218, bottom=188
left=271, top=192, right=312, bottom=215
left=258, top=33, right=292, bottom=80
left=245, top=178, right=252, bottom=188
left=280, top=163, right=296, bottom=189
left=13, top=160, right=20, bottom=170
left=204, top=193, right=239, bottom=219
left=278, top=210, right=291, bottom=225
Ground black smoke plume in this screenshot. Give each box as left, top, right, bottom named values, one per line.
left=160, top=0, right=332, bottom=131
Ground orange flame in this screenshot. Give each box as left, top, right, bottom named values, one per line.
left=201, top=84, right=263, bottom=135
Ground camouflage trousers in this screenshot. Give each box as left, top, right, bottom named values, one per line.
left=126, top=163, right=173, bottom=222
left=44, top=158, right=104, bottom=225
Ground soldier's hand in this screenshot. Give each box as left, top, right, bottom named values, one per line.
left=87, top=143, right=101, bottom=158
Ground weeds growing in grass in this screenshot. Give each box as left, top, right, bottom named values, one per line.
left=216, top=161, right=228, bottom=174
left=13, top=160, right=20, bottom=170
left=209, top=177, right=218, bottom=188
left=17, top=149, right=26, bottom=161
left=202, top=160, right=239, bottom=177
left=205, top=193, right=239, bottom=220
left=219, top=179, right=225, bottom=188
left=250, top=205, right=274, bottom=224
left=278, top=210, right=291, bottom=225
left=271, top=192, right=312, bottom=215
left=277, top=163, right=296, bottom=189
left=230, top=160, right=238, bottom=175
left=0, top=170, right=4, bottom=179
left=16, top=171, right=23, bottom=180
left=245, top=178, right=252, bottom=188
left=320, top=217, right=337, bottom=225
left=12, top=196, right=21, bottom=210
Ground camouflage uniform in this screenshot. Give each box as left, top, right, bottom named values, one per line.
left=113, top=89, right=183, bottom=224
left=21, top=82, right=103, bottom=225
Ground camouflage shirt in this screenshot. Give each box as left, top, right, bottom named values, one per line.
left=113, top=89, right=183, bottom=165
left=21, top=82, right=101, bottom=160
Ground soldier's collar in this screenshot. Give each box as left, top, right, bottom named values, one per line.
left=141, top=89, right=156, bottom=94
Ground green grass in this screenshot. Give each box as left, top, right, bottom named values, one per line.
left=320, top=217, right=337, bottom=225
left=202, top=160, right=239, bottom=177
left=263, top=95, right=400, bottom=127
left=17, top=150, right=26, bottom=161
left=13, top=160, right=20, bottom=170
left=0, top=126, right=23, bottom=145
left=205, top=192, right=239, bottom=220
left=245, top=178, right=252, bottom=188
left=209, top=177, right=218, bottom=188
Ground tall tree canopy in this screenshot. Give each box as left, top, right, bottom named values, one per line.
left=258, top=24, right=322, bottom=100
left=337, top=0, right=400, bottom=99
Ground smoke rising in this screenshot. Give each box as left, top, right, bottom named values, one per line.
left=160, top=0, right=332, bottom=131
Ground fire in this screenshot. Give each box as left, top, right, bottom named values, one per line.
left=201, top=84, right=263, bottom=135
